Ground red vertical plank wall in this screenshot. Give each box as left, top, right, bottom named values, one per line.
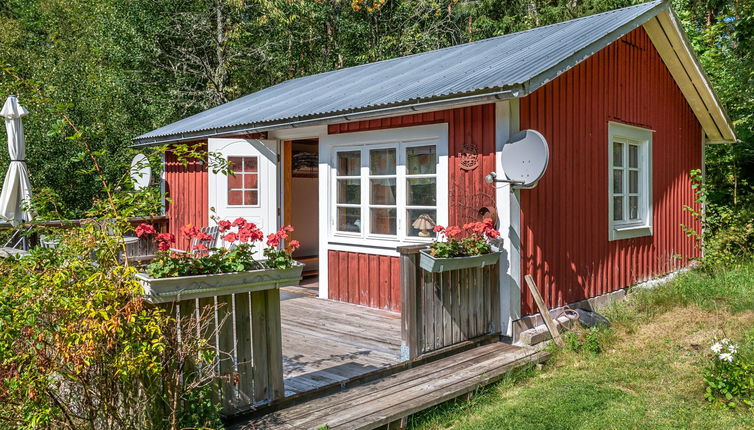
left=326, top=105, right=497, bottom=311
left=164, top=143, right=209, bottom=250
left=518, top=27, right=702, bottom=315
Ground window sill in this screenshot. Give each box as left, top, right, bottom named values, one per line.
left=609, top=224, right=652, bottom=241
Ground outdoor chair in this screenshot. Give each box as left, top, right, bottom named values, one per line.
left=170, top=225, right=220, bottom=255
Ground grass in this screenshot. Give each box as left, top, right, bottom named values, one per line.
left=408, top=258, right=754, bottom=430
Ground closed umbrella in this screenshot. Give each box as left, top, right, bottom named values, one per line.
left=0, top=95, right=32, bottom=224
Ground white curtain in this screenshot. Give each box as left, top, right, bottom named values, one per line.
left=0, top=96, right=32, bottom=223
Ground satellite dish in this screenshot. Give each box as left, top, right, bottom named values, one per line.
left=501, top=129, right=549, bottom=188
left=130, top=154, right=152, bottom=190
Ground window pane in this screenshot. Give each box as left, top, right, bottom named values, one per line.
left=337, top=207, right=361, bottom=232
left=228, top=190, right=243, bottom=206
left=629, top=170, right=638, bottom=194
left=337, top=151, right=360, bottom=176
left=613, top=169, right=624, bottom=194
left=407, top=177, right=436, bottom=206
left=244, top=190, right=258, bottom=206
left=370, top=208, right=397, bottom=235
left=629, top=196, right=639, bottom=220
left=244, top=157, right=258, bottom=172
left=370, top=178, right=396, bottom=205
left=612, top=142, right=623, bottom=167
left=228, top=157, right=243, bottom=173
left=369, top=148, right=396, bottom=175
left=407, top=209, right=437, bottom=237
left=406, top=146, right=436, bottom=175
left=613, top=196, right=624, bottom=221
left=337, top=179, right=360, bottom=204
left=228, top=173, right=243, bottom=189
left=629, top=145, right=639, bottom=168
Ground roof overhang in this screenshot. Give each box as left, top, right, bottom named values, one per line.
left=642, top=9, right=736, bottom=143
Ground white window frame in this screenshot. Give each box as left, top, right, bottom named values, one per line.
left=608, top=121, right=653, bottom=241
left=322, top=123, right=449, bottom=249
left=226, top=155, right=261, bottom=208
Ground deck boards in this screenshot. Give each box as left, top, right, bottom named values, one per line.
left=233, top=342, right=549, bottom=430
left=280, top=290, right=402, bottom=397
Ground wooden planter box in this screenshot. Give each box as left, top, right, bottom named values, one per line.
left=134, top=262, right=304, bottom=304
left=419, top=249, right=501, bottom=273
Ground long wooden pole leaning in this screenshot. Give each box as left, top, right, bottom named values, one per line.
left=524, top=274, right=565, bottom=347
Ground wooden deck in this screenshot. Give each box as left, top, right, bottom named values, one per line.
left=232, top=342, right=549, bottom=430
left=280, top=288, right=402, bottom=397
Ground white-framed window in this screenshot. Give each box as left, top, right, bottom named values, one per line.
left=324, top=124, right=448, bottom=247
left=227, top=156, right=259, bottom=207
left=608, top=122, right=653, bottom=241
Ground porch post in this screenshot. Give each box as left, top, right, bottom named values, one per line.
left=397, top=244, right=425, bottom=361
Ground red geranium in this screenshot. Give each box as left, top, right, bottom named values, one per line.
left=135, top=223, right=157, bottom=238
left=217, top=220, right=232, bottom=232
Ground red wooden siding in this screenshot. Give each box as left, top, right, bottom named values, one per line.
left=327, top=105, right=497, bottom=310
left=327, top=250, right=402, bottom=312
left=518, top=27, right=702, bottom=315
left=164, top=144, right=209, bottom=250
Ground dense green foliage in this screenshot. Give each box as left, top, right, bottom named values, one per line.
left=0, top=222, right=222, bottom=429
left=1, top=0, right=751, bottom=226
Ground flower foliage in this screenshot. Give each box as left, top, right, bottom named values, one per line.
left=429, top=218, right=500, bottom=258
left=142, top=218, right=300, bottom=279
left=704, top=337, right=754, bottom=408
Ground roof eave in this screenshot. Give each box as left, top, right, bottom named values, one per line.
left=130, top=88, right=521, bottom=147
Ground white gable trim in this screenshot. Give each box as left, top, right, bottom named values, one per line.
left=642, top=10, right=736, bottom=143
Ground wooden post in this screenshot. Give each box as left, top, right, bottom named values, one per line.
left=524, top=275, right=564, bottom=347
left=398, top=244, right=425, bottom=361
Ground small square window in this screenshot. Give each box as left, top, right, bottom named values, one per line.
left=227, top=156, right=259, bottom=206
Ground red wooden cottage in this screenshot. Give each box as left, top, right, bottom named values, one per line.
left=133, top=1, right=735, bottom=340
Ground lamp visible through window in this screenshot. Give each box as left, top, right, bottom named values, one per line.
left=411, top=213, right=435, bottom=237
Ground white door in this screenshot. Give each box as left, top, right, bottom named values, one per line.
left=208, top=138, right=279, bottom=239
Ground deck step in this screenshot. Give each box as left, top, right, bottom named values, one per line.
left=229, top=342, right=549, bottom=430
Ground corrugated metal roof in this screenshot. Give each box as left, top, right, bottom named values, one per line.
left=134, top=1, right=666, bottom=145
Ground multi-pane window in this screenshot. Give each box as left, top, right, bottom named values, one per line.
left=608, top=122, right=653, bottom=240
left=333, top=142, right=438, bottom=240
left=227, top=156, right=259, bottom=206
left=335, top=151, right=361, bottom=233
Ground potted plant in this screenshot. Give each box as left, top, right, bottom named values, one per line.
left=419, top=218, right=502, bottom=273
left=133, top=218, right=303, bottom=303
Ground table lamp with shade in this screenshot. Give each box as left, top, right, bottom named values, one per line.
left=412, top=213, right=435, bottom=237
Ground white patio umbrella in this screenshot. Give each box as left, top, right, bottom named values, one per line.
left=0, top=95, right=32, bottom=224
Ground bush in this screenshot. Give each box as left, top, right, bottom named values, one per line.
left=0, top=221, right=223, bottom=429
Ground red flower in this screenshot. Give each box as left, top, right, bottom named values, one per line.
left=288, top=240, right=300, bottom=249
left=218, top=220, right=231, bottom=232
left=445, top=225, right=462, bottom=238
left=158, top=241, right=171, bottom=251
left=155, top=232, right=176, bottom=244
left=197, top=232, right=214, bottom=242
left=231, top=217, right=247, bottom=228
left=266, top=233, right=279, bottom=247
left=135, top=223, right=156, bottom=238
left=433, top=225, right=445, bottom=233
left=193, top=243, right=209, bottom=251
left=223, top=232, right=238, bottom=243
left=180, top=224, right=200, bottom=238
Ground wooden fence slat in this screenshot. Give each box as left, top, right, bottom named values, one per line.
left=234, top=292, right=254, bottom=406
left=216, top=294, right=237, bottom=412
left=250, top=290, right=269, bottom=402
left=264, top=289, right=285, bottom=401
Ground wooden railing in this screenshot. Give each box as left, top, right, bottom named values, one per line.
left=398, top=245, right=501, bottom=360
left=164, top=289, right=285, bottom=415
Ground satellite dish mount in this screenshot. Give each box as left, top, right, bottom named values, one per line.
left=485, top=129, right=549, bottom=189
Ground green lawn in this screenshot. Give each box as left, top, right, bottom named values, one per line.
left=409, top=259, right=754, bottom=430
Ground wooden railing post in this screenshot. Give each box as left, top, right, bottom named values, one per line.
left=397, top=244, right=426, bottom=361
